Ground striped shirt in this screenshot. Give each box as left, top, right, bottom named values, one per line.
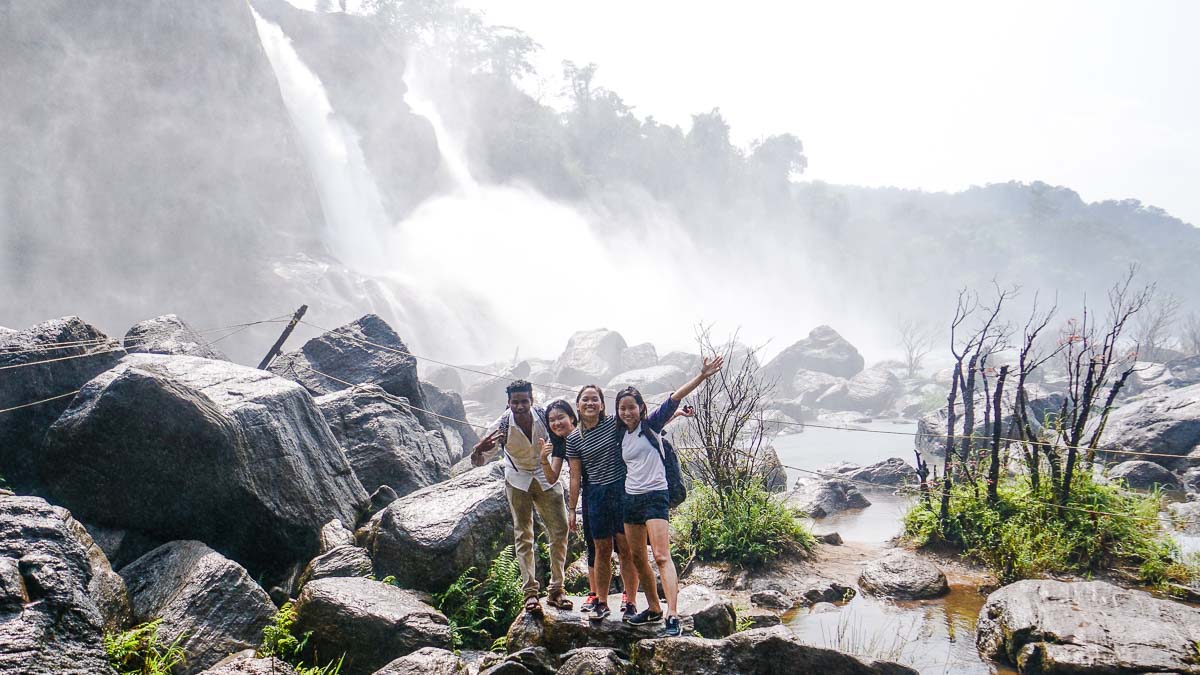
left=565, top=416, right=624, bottom=486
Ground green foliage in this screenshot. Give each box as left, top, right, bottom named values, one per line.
left=733, top=605, right=754, bottom=633
left=104, top=619, right=187, bottom=675
left=903, top=472, right=1185, bottom=585
left=434, top=545, right=524, bottom=649
left=258, top=602, right=343, bottom=675
left=672, top=483, right=815, bottom=569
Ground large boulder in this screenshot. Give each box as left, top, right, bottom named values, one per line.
left=632, top=625, right=917, bottom=675
left=556, top=647, right=628, bottom=675
left=1098, top=383, right=1200, bottom=472
left=759, top=447, right=790, bottom=493
left=507, top=593, right=694, bottom=655
left=816, top=366, right=902, bottom=414
left=1184, top=466, right=1200, bottom=495
left=316, top=385, right=451, bottom=497
left=0, top=495, right=125, bottom=673
left=373, top=647, right=466, bottom=675
left=123, top=314, right=228, bottom=360
left=298, top=545, right=374, bottom=587
left=199, top=653, right=298, bottom=674
left=605, top=365, right=686, bottom=397
left=42, top=353, right=368, bottom=578
left=462, top=361, right=531, bottom=405
left=762, top=326, right=865, bottom=396
left=360, top=466, right=511, bottom=591
left=791, top=369, right=844, bottom=405
left=553, top=329, right=628, bottom=386
left=677, top=585, right=736, bottom=639
left=619, top=343, right=658, bottom=372
left=915, top=386, right=1065, bottom=458
left=659, top=351, right=701, bottom=374
left=269, top=314, right=442, bottom=433
left=857, top=550, right=948, bottom=600
left=1107, top=459, right=1181, bottom=491
left=976, top=579, right=1200, bottom=674
left=120, top=541, right=275, bottom=674
left=0, top=317, right=125, bottom=493
left=829, top=458, right=916, bottom=488
left=787, top=479, right=871, bottom=518
left=292, top=577, right=451, bottom=675
left=1168, top=501, right=1200, bottom=535
left=422, top=366, right=464, bottom=395
left=421, top=382, right=480, bottom=456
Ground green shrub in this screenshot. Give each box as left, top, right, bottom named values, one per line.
left=672, top=483, right=815, bottom=568
left=104, top=619, right=186, bottom=675
left=903, top=471, right=1185, bottom=585
left=434, top=545, right=524, bottom=649
left=257, top=602, right=343, bottom=675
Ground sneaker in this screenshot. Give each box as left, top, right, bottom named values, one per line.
left=581, top=593, right=598, bottom=612
left=589, top=603, right=611, bottom=621
left=626, top=608, right=664, bottom=626
left=621, top=602, right=638, bottom=622
left=664, top=615, right=681, bottom=636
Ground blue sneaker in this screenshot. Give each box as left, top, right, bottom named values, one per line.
left=664, top=615, right=681, bottom=636
left=626, top=608, right=664, bottom=625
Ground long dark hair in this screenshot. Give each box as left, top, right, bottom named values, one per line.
left=614, top=386, right=648, bottom=424
left=575, top=384, right=607, bottom=421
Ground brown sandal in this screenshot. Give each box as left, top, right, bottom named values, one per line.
left=546, top=591, right=574, bottom=610
left=524, top=595, right=544, bottom=616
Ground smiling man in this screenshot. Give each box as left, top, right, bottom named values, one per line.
left=472, top=379, right=572, bottom=614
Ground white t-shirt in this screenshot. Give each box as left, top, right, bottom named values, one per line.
left=622, top=424, right=668, bottom=495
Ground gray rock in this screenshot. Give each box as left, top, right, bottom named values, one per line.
left=678, top=585, right=736, bottom=638
left=759, top=447, right=790, bottom=493
left=976, top=579, right=1200, bottom=674
left=269, top=314, right=442, bottom=433
left=552, top=329, right=628, bottom=386
left=0, top=316, right=125, bottom=493
left=42, top=353, right=368, bottom=578
left=809, top=602, right=839, bottom=614
left=423, top=366, right=464, bottom=396
left=556, top=647, right=628, bottom=675
left=462, top=361, right=530, bottom=405
left=120, top=540, right=275, bottom=674
left=858, top=550, right=948, bottom=600
left=123, top=314, right=228, bottom=360
left=659, top=351, right=702, bottom=374
left=791, top=368, right=845, bottom=405
left=620, top=342, right=659, bottom=372
left=738, top=607, right=781, bottom=629
left=1161, top=354, right=1200, bottom=389
left=633, top=625, right=917, bottom=675
left=796, top=578, right=855, bottom=605
left=360, top=466, right=511, bottom=591
left=787, top=479, right=871, bottom=518
left=316, top=385, right=452, bottom=497
left=373, top=646, right=466, bottom=674
left=837, top=458, right=916, bottom=488
left=200, top=653, right=297, bottom=674
left=1096, top=382, right=1200, bottom=472
left=299, top=545, right=374, bottom=587
left=816, top=366, right=902, bottom=414
left=293, top=577, right=451, bottom=675
left=83, top=522, right=161, bottom=572
left=421, top=382, right=480, bottom=456
left=915, top=386, right=1065, bottom=458
left=506, top=592, right=693, bottom=655
left=318, top=519, right=355, bottom=554
left=1107, top=459, right=1181, bottom=491
left=605, top=365, right=686, bottom=397
left=749, top=589, right=792, bottom=609
left=762, top=326, right=865, bottom=395
left=1184, top=467, right=1200, bottom=494
left=817, top=532, right=843, bottom=545
left=365, top=485, right=399, bottom=521
left=1168, top=501, right=1200, bottom=535
left=0, top=495, right=121, bottom=673
left=492, top=647, right=558, bottom=675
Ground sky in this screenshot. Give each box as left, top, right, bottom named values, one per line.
left=455, top=0, right=1199, bottom=227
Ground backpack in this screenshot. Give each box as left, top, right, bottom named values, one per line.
left=655, top=433, right=688, bottom=508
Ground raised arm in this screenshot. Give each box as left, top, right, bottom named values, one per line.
left=671, top=356, right=724, bottom=402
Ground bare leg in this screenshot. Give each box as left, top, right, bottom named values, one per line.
left=646, top=519, right=679, bottom=616
left=623, top=522, right=661, bottom=613
left=614, top=532, right=639, bottom=608
left=593, top=537, right=613, bottom=606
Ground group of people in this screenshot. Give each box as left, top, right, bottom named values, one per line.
left=470, top=357, right=723, bottom=637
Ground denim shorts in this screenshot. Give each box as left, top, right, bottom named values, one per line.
left=585, top=480, right=626, bottom=540
left=623, top=489, right=670, bottom=525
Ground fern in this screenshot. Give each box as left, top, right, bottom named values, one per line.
left=434, top=545, right=525, bottom=649
left=104, top=619, right=187, bottom=675
left=258, top=602, right=343, bottom=674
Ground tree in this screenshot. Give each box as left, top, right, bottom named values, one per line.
left=896, top=317, right=938, bottom=378
left=1131, top=291, right=1181, bottom=362
left=750, top=134, right=807, bottom=182
left=1183, top=312, right=1200, bottom=356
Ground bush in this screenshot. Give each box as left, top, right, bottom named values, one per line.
left=257, top=602, right=344, bottom=675
left=672, top=483, right=815, bottom=568
left=104, top=619, right=186, bottom=675
left=434, top=545, right=524, bottom=649
left=903, top=471, right=1188, bottom=585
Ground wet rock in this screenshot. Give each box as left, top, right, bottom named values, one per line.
left=977, top=579, right=1200, bottom=674
left=633, top=625, right=917, bottom=675
left=42, top=354, right=368, bottom=578
left=123, top=314, right=228, bottom=360
left=0, top=495, right=120, bottom=673
left=506, top=593, right=693, bottom=655
left=1168, top=501, right=1200, bottom=535
left=269, top=314, right=442, bottom=432
left=316, top=385, right=452, bottom=496
left=318, top=519, right=354, bottom=554
left=1107, top=459, right=1181, bottom=491
left=421, top=382, right=480, bottom=456
left=817, top=532, right=843, bottom=545
left=817, top=366, right=902, bottom=414
left=797, top=578, right=854, bottom=605
left=738, top=606, right=781, bottom=629
left=834, top=458, right=917, bottom=488
left=762, top=326, right=865, bottom=395
left=373, top=646, right=466, bottom=675
left=199, top=653, right=298, bottom=674
left=620, top=342, right=659, bottom=372
left=858, top=550, right=947, bottom=600
left=0, top=316, right=125, bottom=493
left=553, top=329, right=628, bottom=386
left=750, top=589, right=792, bottom=609
left=1097, top=382, right=1200, bottom=472
left=678, top=585, right=736, bottom=638
left=360, top=466, right=511, bottom=591
left=557, top=647, right=628, bottom=675
left=120, top=540, right=275, bottom=674
left=787, top=479, right=871, bottom=518
left=298, top=545, right=373, bottom=587
left=605, top=365, right=686, bottom=397
left=293, top=577, right=451, bottom=675
left=809, top=602, right=839, bottom=614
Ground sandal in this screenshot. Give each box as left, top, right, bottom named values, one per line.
left=547, top=591, right=574, bottom=610
left=524, top=595, right=543, bottom=616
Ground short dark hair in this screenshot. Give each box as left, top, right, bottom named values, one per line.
left=545, top=399, right=578, bottom=426
left=506, top=379, right=533, bottom=399
left=614, top=386, right=648, bottom=421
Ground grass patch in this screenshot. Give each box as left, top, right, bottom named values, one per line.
left=672, top=483, right=815, bottom=569
left=104, top=619, right=186, bottom=675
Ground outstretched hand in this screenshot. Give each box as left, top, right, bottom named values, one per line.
left=700, top=355, right=724, bottom=380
